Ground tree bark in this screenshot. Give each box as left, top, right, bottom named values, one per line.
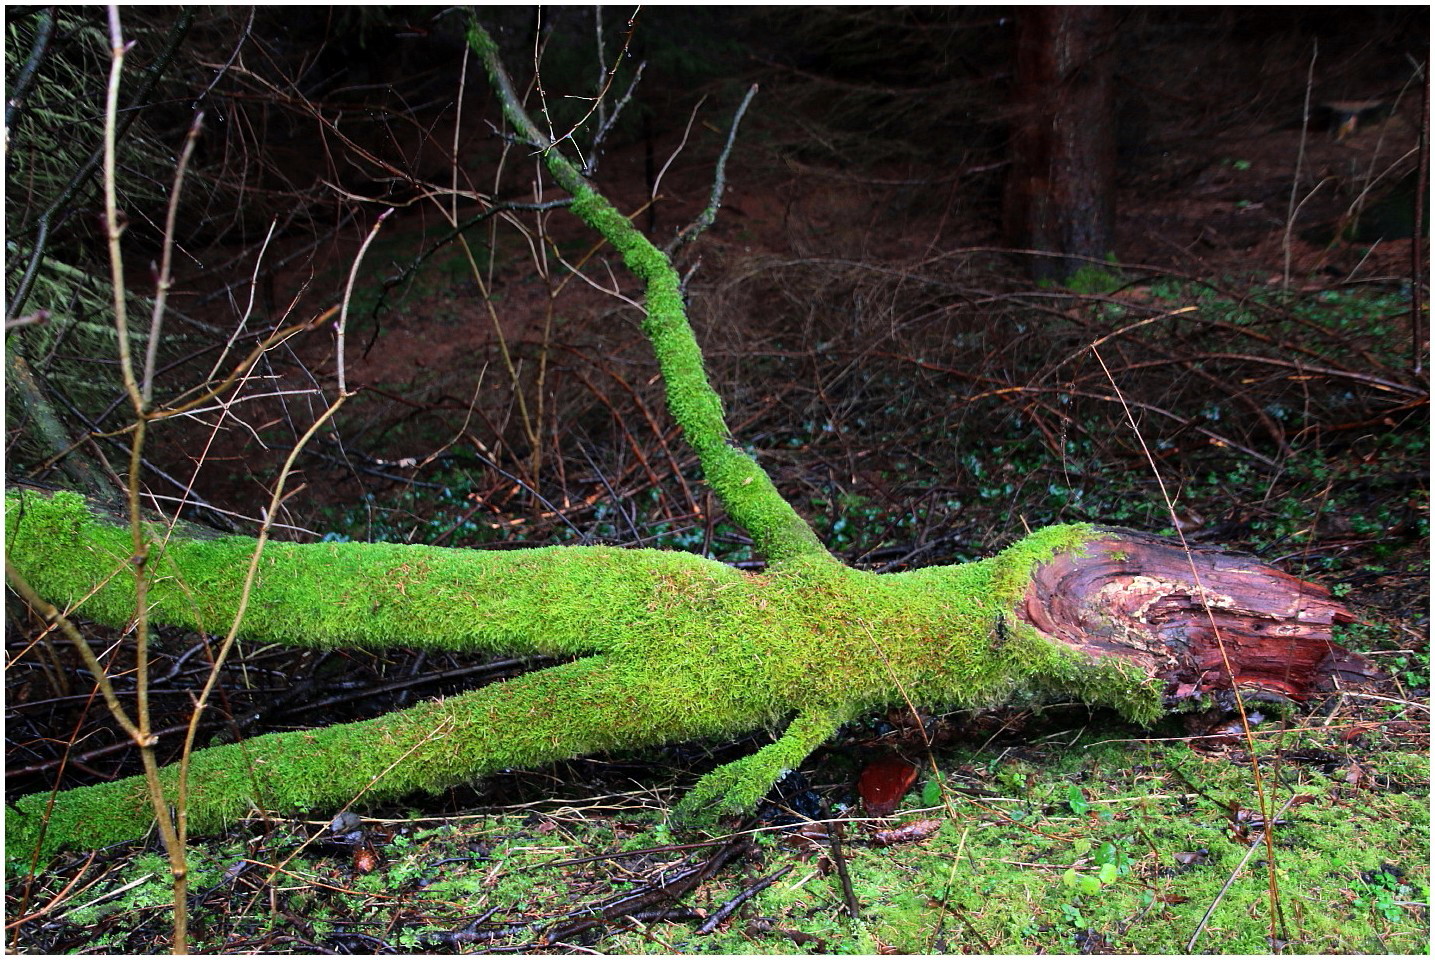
left=1004, top=6, right=1118, bottom=281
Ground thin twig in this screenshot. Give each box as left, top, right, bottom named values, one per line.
left=337, top=210, right=395, bottom=396
left=142, top=110, right=204, bottom=406
left=189, top=6, right=252, bottom=108
left=544, top=835, right=754, bottom=944
left=4, top=565, right=147, bottom=748
left=666, top=84, right=759, bottom=256
left=593, top=6, right=606, bottom=132
left=6, top=310, right=50, bottom=332
left=941, top=901, right=995, bottom=953
left=1093, top=343, right=1286, bottom=950
left=2, top=851, right=98, bottom=930
left=586, top=60, right=646, bottom=177
left=696, top=864, right=794, bottom=934
left=170, top=391, right=352, bottom=937
left=364, top=198, right=571, bottom=348
left=1283, top=41, right=1317, bottom=293
left=1413, top=60, right=1428, bottom=377
left=103, top=9, right=141, bottom=415
left=650, top=95, right=707, bottom=208
left=462, top=435, right=586, bottom=539
left=4, top=6, right=55, bottom=135
left=548, top=5, right=642, bottom=154
left=828, top=822, right=861, bottom=920
left=203, top=219, right=278, bottom=382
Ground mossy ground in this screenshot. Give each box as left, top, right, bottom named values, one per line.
left=8, top=703, right=1426, bottom=954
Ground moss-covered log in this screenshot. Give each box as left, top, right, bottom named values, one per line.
left=5, top=488, right=1376, bottom=860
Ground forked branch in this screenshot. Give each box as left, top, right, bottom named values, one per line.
left=466, top=19, right=828, bottom=565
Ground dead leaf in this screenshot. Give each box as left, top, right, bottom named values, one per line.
left=1341, top=723, right=1376, bottom=742
left=858, top=755, right=918, bottom=817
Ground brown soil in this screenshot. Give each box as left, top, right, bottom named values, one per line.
left=164, top=78, right=1422, bottom=526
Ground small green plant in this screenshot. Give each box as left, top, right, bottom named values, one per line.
left=1047, top=264, right=1125, bottom=295
left=1063, top=832, right=1134, bottom=899
left=1091, top=838, right=1132, bottom=882
left=1059, top=901, right=1087, bottom=928
left=1352, top=867, right=1412, bottom=925
left=1062, top=867, right=1101, bottom=897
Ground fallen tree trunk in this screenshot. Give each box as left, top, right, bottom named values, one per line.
left=0, top=18, right=1386, bottom=866
left=4, top=489, right=1382, bottom=860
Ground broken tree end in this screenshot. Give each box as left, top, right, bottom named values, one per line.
left=1019, top=528, right=1384, bottom=709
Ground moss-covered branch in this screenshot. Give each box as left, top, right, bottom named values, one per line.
left=3, top=488, right=735, bottom=657
left=465, top=20, right=828, bottom=566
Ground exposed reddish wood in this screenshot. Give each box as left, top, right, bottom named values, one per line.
left=1019, top=529, right=1382, bottom=706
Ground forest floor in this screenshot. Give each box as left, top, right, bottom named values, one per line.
left=5, top=10, right=1429, bottom=954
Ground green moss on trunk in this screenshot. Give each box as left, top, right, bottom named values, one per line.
left=5, top=489, right=1158, bottom=861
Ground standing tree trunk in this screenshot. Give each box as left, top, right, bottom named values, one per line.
left=1004, top=6, right=1117, bottom=281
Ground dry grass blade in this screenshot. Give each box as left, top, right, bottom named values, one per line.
left=1186, top=794, right=1300, bottom=952
left=1092, top=342, right=1287, bottom=949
